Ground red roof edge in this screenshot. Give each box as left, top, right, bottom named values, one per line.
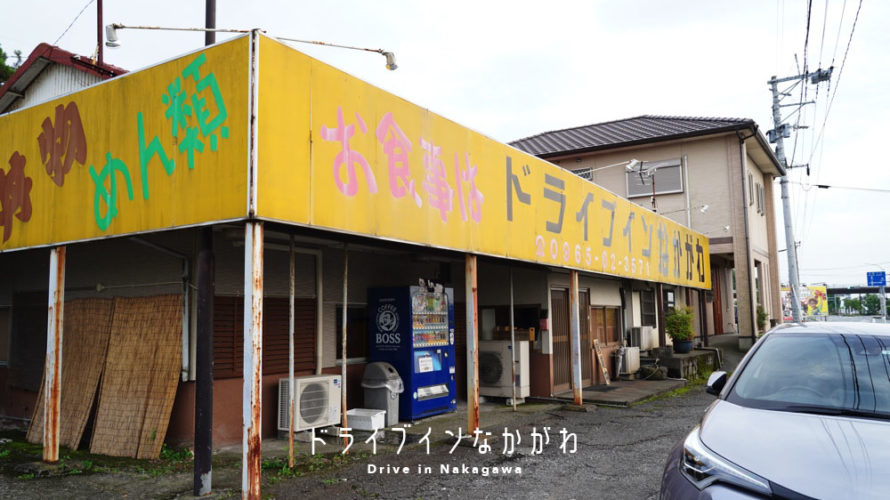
left=0, top=42, right=127, bottom=104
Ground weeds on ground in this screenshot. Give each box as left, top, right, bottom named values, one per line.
left=632, top=369, right=714, bottom=406
left=0, top=428, right=213, bottom=480
left=262, top=450, right=373, bottom=486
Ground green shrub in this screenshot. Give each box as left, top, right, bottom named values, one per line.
left=756, top=305, right=769, bottom=332
left=666, top=306, right=694, bottom=341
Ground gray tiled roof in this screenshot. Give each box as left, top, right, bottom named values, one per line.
left=510, top=115, right=756, bottom=157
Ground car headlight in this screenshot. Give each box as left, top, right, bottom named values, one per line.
left=681, top=426, right=772, bottom=496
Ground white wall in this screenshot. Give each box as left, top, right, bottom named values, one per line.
left=549, top=272, right=622, bottom=307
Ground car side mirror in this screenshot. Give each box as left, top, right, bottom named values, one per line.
left=706, top=371, right=727, bottom=396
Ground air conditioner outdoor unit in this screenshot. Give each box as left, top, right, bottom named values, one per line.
left=479, top=340, right=530, bottom=398
left=278, top=374, right=342, bottom=432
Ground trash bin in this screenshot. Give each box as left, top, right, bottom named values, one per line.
left=362, top=362, right=404, bottom=427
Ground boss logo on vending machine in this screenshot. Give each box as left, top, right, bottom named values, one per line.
left=376, top=303, right=401, bottom=344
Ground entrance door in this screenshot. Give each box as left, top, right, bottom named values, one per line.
left=712, top=267, right=723, bottom=334
left=551, top=289, right=571, bottom=394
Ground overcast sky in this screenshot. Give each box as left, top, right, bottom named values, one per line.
left=2, top=1, right=888, bottom=287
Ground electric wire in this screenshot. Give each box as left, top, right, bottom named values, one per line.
left=818, top=0, right=829, bottom=69
left=790, top=0, right=814, bottom=235
left=808, top=0, right=864, bottom=165
left=53, top=0, right=97, bottom=46
left=802, top=262, right=890, bottom=272
left=798, top=0, right=859, bottom=246
left=831, top=0, right=850, bottom=66
left=787, top=180, right=890, bottom=193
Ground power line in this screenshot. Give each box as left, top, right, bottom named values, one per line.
left=818, top=0, right=828, bottom=69
left=831, top=0, right=850, bottom=66
left=53, top=0, right=96, bottom=46
left=787, top=180, right=890, bottom=193
left=808, top=0, right=864, bottom=165
left=802, top=262, right=890, bottom=271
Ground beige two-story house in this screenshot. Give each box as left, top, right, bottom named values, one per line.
left=511, top=116, right=784, bottom=347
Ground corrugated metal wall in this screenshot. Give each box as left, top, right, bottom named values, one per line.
left=9, top=64, right=104, bottom=112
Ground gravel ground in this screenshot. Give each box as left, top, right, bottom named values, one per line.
left=267, top=386, right=715, bottom=500
left=0, top=383, right=715, bottom=500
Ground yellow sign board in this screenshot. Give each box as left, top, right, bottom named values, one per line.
left=257, top=35, right=710, bottom=288
left=1, top=32, right=709, bottom=289
left=0, top=36, right=249, bottom=251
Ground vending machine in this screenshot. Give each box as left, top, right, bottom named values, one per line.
left=368, top=285, right=457, bottom=421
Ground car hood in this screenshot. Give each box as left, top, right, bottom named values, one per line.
left=701, top=400, right=890, bottom=500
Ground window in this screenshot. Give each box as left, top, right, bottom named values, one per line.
left=665, top=289, right=676, bottom=311
left=336, top=305, right=368, bottom=360
left=591, top=306, right=621, bottom=344
left=626, top=159, right=683, bottom=198
left=572, top=168, right=592, bottom=181
left=748, top=173, right=754, bottom=206
left=213, top=296, right=317, bottom=379
left=754, top=183, right=763, bottom=214
left=641, top=289, right=657, bottom=327
left=728, top=333, right=890, bottom=417
left=758, top=184, right=765, bottom=216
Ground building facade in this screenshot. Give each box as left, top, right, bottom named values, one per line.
left=511, top=116, right=784, bottom=347
left=1, top=35, right=713, bottom=497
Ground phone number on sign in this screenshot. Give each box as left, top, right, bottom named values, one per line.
left=534, top=235, right=650, bottom=277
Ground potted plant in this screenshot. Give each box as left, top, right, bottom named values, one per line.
left=756, top=305, right=769, bottom=333
left=666, top=306, right=695, bottom=354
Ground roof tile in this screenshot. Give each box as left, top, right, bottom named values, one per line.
left=511, top=115, right=754, bottom=156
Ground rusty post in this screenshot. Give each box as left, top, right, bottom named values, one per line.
left=340, top=246, right=349, bottom=450
left=288, top=236, right=295, bottom=468
left=43, top=246, right=65, bottom=463
left=241, top=222, right=263, bottom=499
left=509, top=267, right=516, bottom=411
left=465, top=254, right=479, bottom=432
left=569, top=270, right=583, bottom=406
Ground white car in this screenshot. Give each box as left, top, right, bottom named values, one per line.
left=660, top=322, right=890, bottom=499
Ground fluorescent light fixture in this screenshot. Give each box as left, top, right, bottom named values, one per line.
left=105, top=24, right=119, bottom=47
left=383, top=51, right=397, bottom=71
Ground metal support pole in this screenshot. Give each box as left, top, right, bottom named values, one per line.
left=288, top=236, right=295, bottom=468
left=241, top=222, right=263, bottom=500
left=657, top=283, right=666, bottom=348
left=880, top=286, right=887, bottom=323
left=465, top=254, right=479, bottom=432
left=315, top=252, right=324, bottom=375
left=205, top=0, right=216, bottom=45
left=43, top=246, right=65, bottom=463
left=509, top=268, right=516, bottom=411
left=96, top=0, right=103, bottom=66
left=194, top=228, right=214, bottom=496
left=194, top=4, right=215, bottom=493
left=569, top=270, right=583, bottom=405
left=340, top=247, right=349, bottom=449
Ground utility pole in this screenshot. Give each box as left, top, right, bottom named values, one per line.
left=767, top=66, right=832, bottom=323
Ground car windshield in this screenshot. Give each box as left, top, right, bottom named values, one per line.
left=728, top=333, right=890, bottom=419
